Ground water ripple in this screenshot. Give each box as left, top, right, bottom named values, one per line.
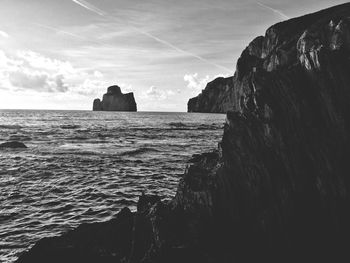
left=0, top=110, right=225, bottom=262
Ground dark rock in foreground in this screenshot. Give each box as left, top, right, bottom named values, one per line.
left=16, top=207, right=134, bottom=263
left=0, top=141, right=27, bottom=149
left=17, top=3, right=350, bottom=263
left=93, top=85, right=137, bottom=112
left=187, top=76, right=234, bottom=113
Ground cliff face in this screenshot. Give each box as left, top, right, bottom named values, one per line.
left=17, top=3, right=350, bottom=263
left=187, top=77, right=234, bottom=113
left=177, top=3, right=350, bottom=261
left=93, top=85, right=137, bottom=112
left=188, top=2, right=350, bottom=114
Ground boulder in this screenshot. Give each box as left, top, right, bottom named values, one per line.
left=16, top=208, right=134, bottom=263
left=0, top=141, right=27, bottom=149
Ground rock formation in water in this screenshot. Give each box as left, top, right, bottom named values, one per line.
left=17, top=3, right=350, bottom=263
left=0, top=141, right=27, bottom=149
left=93, top=85, right=137, bottom=112
left=187, top=76, right=234, bottom=113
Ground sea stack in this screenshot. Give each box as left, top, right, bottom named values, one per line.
left=93, top=85, right=137, bottom=112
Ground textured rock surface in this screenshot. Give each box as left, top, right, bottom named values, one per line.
left=18, top=3, right=350, bottom=263
left=187, top=77, right=234, bottom=113
left=93, top=85, right=137, bottom=112
left=0, top=141, right=27, bottom=149
left=188, top=2, right=350, bottom=114
left=16, top=208, right=134, bottom=263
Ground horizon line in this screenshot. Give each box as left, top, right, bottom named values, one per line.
left=0, top=108, right=227, bottom=114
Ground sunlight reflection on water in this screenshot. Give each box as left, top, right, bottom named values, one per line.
left=0, top=110, right=225, bottom=262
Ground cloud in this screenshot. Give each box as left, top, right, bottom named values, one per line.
left=0, top=30, right=9, bottom=38
left=144, top=86, right=174, bottom=100
left=184, top=73, right=210, bottom=93
left=8, top=71, right=68, bottom=93
left=93, top=70, right=103, bottom=78
left=184, top=72, right=231, bottom=96
left=54, top=75, right=69, bottom=92
left=145, top=86, right=167, bottom=100
left=0, top=50, right=73, bottom=93
left=0, top=49, right=105, bottom=94
left=74, top=78, right=106, bottom=96
left=119, top=83, right=133, bottom=93
left=17, top=50, right=75, bottom=75
left=8, top=70, right=48, bottom=91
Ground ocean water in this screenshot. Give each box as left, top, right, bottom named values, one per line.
left=0, top=110, right=226, bottom=262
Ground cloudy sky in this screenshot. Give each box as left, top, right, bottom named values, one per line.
left=0, top=0, right=348, bottom=111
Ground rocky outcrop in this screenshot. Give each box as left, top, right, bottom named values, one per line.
left=16, top=207, right=134, bottom=263
left=17, top=3, right=350, bottom=263
left=0, top=141, right=27, bottom=149
left=188, top=2, right=350, bottom=114
left=187, top=77, right=234, bottom=113
left=93, top=85, right=137, bottom=112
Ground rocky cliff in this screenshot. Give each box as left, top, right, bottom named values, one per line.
left=188, top=2, right=350, bottom=114
left=93, top=85, right=137, bottom=112
left=17, top=3, right=350, bottom=263
left=187, top=76, right=234, bottom=113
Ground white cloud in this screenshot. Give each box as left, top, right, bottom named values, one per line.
left=93, top=70, right=103, bottom=78
left=144, top=86, right=175, bottom=101
left=0, top=30, right=9, bottom=38
left=119, top=83, right=133, bottom=93
left=145, top=86, right=166, bottom=100
left=8, top=71, right=68, bottom=93
left=0, top=49, right=105, bottom=95
left=74, top=78, right=106, bottom=96
left=16, top=50, right=75, bottom=75
left=184, top=73, right=210, bottom=93
left=9, top=70, right=48, bottom=91
left=167, top=90, right=175, bottom=96
left=0, top=50, right=73, bottom=93
left=184, top=72, right=231, bottom=95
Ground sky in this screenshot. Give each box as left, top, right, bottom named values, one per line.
left=0, top=0, right=348, bottom=111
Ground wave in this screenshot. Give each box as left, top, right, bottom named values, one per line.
left=197, top=123, right=224, bottom=130
left=168, top=122, right=189, bottom=128
left=0, top=125, right=22, bottom=129
left=0, top=111, right=226, bottom=263
left=119, top=147, right=160, bottom=156
left=60, top=125, right=81, bottom=130
left=67, top=136, right=89, bottom=141
left=168, top=122, right=222, bottom=130
left=9, top=135, right=32, bottom=141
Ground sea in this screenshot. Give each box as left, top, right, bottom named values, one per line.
left=0, top=110, right=226, bottom=262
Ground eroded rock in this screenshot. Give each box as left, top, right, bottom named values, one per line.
left=187, top=77, right=234, bottom=113
left=0, top=141, right=27, bottom=149
left=93, top=85, right=137, bottom=112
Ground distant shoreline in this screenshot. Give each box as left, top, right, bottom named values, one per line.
left=0, top=109, right=226, bottom=114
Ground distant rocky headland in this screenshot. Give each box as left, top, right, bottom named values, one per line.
left=93, top=85, right=137, bottom=112
left=188, top=76, right=234, bottom=113
left=189, top=1, right=350, bottom=114
left=17, top=3, right=350, bottom=263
